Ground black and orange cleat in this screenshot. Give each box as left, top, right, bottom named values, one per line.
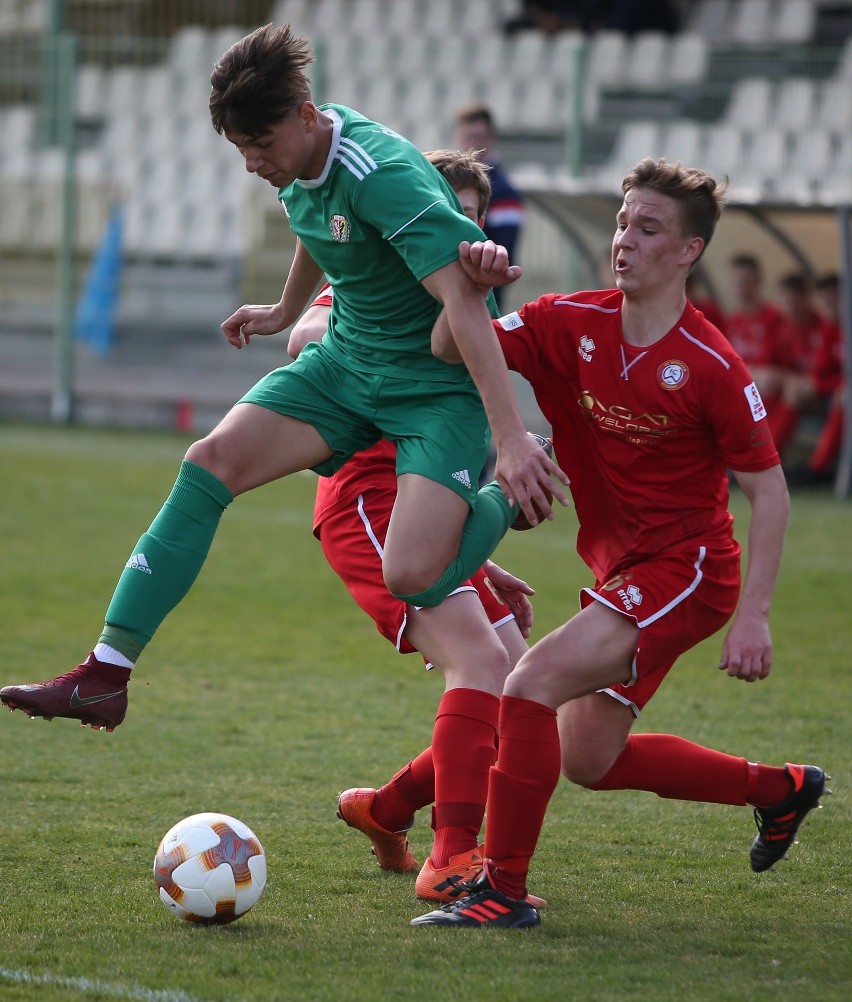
left=411, top=863, right=541, bottom=928
left=1, top=653, right=129, bottom=732
left=416, top=846, right=548, bottom=907
left=750, top=763, right=830, bottom=872
left=336, top=787, right=418, bottom=873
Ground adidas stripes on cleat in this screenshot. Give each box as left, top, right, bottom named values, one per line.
left=751, top=763, right=829, bottom=872
left=336, top=788, right=418, bottom=873
left=0, top=653, right=129, bottom=732
left=416, top=847, right=548, bottom=908
left=415, top=847, right=484, bottom=903
left=411, top=864, right=541, bottom=929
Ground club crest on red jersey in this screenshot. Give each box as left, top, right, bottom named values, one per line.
left=657, top=360, right=690, bottom=391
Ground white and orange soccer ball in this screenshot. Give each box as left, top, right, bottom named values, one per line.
left=153, top=812, right=267, bottom=924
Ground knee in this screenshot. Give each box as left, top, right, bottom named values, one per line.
left=185, top=436, right=217, bottom=472
left=384, top=560, right=447, bottom=606
left=561, top=747, right=620, bottom=789
left=185, top=435, right=235, bottom=490
left=384, top=566, right=434, bottom=601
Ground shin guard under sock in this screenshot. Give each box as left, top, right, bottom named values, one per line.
left=485, top=695, right=561, bottom=899
left=430, top=688, right=499, bottom=866
left=99, top=461, right=233, bottom=662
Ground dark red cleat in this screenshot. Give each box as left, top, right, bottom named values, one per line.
left=1, top=653, right=129, bottom=731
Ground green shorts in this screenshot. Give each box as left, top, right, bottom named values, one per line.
left=239, top=340, right=490, bottom=507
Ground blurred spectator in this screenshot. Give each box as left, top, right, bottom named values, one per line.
left=503, top=0, right=680, bottom=35
left=686, top=269, right=726, bottom=333
left=723, top=253, right=784, bottom=398
left=452, top=103, right=524, bottom=309
left=790, top=273, right=846, bottom=485
left=503, top=1, right=583, bottom=34
left=767, top=272, right=832, bottom=463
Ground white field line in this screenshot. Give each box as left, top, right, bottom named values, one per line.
left=0, top=967, right=216, bottom=1002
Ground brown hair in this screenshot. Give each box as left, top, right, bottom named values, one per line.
left=622, top=158, right=728, bottom=253
left=425, top=148, right=492, bottom=219
left=453, top=102, right=496, bottom=132
left=209, top=23, right=313, bottom=138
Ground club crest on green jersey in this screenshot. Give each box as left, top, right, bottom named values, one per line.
left=330, top=214, right=351, bottom=243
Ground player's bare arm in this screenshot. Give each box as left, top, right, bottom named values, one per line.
left=288, top=301, right=330, bottom=359
left=719, top=464, right=790, bottom=682
left=421, top=261, right=569, bottom=525
left=222, top=240, right=324, bottom=348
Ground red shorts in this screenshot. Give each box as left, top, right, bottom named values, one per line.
left=316, top=485, right=515, bottom=658
left=582, top=543, right=741, bottom=715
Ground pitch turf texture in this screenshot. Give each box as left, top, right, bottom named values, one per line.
left=0, top=424, right=849, bottom=1002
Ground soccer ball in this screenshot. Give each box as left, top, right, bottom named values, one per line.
left=153, top=812, right=267, bottom=924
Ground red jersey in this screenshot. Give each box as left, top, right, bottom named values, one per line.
left=811, top=320, right=844, bottom=396
left=495, top=290, right=780, bottom=583
left=723, top=303, right=783, bottom=368
left=776, top=309, right=829, bottom=374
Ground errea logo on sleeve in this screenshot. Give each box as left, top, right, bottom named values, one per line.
left=744, top=381, right=767, bottom=421
left=498, top=312, right=524, bottom=330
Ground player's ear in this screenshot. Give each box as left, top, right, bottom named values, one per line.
left=683, top=235, right=704, bottom=267
left=299, top=100, right=318, bottom=129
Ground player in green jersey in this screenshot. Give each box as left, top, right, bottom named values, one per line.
left=0, top=23, right=567, bottom=731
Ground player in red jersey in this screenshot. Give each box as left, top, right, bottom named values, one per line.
left=723, top=253, right=784, bottom=377
left=414, top=158, right=828, bottom=928
left=789, top=273, right=846, bottom=485
left=766, top=272, right=837, bottom=462
left=288, top=150, right=544, bottom=905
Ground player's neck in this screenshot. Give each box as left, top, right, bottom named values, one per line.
left=620, top=289, right=687, bottom=347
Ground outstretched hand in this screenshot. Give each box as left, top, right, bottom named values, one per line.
left=221, top=303, right=288, bottom=349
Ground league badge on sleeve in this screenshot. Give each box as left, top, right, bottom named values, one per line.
left=744, top=381, right=767, bottom=421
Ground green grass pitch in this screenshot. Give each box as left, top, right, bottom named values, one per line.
left=0, top=423, right=849, bottom=1001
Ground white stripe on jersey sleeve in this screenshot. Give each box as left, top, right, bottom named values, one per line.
left=679, top=327, right=731, bottom=369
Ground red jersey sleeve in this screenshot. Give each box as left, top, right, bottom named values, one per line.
left=311, top=282, right=333, bottom=309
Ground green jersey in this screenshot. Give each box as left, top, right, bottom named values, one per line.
left=279, top=104, right=486, bottom=382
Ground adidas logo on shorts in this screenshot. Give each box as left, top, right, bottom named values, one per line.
left=452, top=469, right=472, bottom=489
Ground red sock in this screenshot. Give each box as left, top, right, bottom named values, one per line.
left=768, top=399, right=800, bottom=453
left=430, top=688, right=499, bottom=867
left=588, top=733, right=791, bottom=807
left=484, top=695, right=561, bottom=900
left=809, top=404, right=843, bottom=472
left=371, top=748, right=434, bottom=833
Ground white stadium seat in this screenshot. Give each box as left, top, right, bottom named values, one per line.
left=668, top=33, right=709, bottom=87
left=658, top=121, right=703, bottom=166
left=725, top=77, right=774, bottom=129
left=772, top=0, right=816, bottom=44
left=773, top=77, right=818, bottom=131
left=730, top=0, right=773, bottom=45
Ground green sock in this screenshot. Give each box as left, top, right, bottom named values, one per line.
left=99, top=461, right=233, bottom=662
left=392, top=482, right=514, bottom=608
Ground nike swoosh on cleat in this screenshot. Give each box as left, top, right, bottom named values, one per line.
left=69, top=685, right=124, bottom=708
